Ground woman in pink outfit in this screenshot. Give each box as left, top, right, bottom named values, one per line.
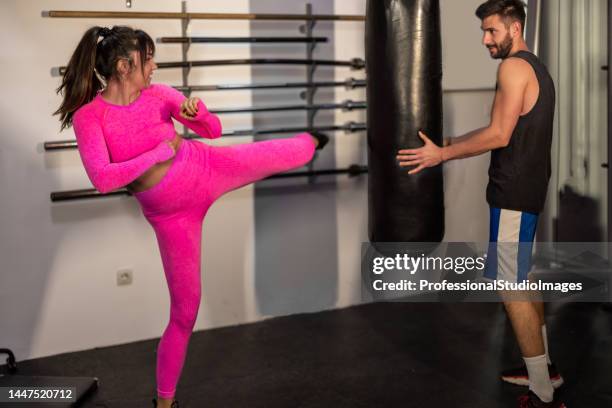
left=55, top=26, right=325, bottom=408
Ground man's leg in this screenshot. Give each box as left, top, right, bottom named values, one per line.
left=534, top=300, right=545, bottom=326
left=504, top=300, right=554, bottom=403
left=534, top=301, right=553, bottom=365
left=504, top=301, right=545, bottom=358
left=490, top=208, right=557, bottom=404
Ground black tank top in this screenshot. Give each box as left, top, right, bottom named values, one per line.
left=486, top=51, right=556, bottom=214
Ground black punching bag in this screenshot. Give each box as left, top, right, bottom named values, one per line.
left=366, top=0, right=445, bottom=243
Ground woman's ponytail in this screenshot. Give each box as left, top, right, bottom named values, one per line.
left=54, top=25, right=153, bottom=130
left=54, top=26, right=105, bottom=131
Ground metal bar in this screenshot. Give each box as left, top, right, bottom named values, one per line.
left=210, top=100, right=366, bottom=114
left=533, top=0, right=542, bottom=56
left=608, top=0, right=611, bottom=242
left=180, top=1, right=190, bottom=139
left=50, top=189, right=129, bottom=201
left=173, top=82, right=495, bottom=93
left=525, top=0, right=541, bottom=55
left=443, top=87, right=496, bottom=93
left=158, top=36, right=328, bottom=44
left=156, top=58, right=365, bottom=69
left=58, top=58, right=365, bottom=75
left=305, top=3, right=318, bottom=132
left=268, top=164, right=368, bottom=179
left=304, top=3, right=317, bottom=180
left=42, top=10, right=366, bottom=21
left=50, top=165, right=368, bottom=202
left=44, top=122, right=367, bottom=151
left=213, top=122, right=366, bottom=137
left=173, top=78, right=366, bottom=92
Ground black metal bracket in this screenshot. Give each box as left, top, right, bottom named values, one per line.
left=304, top=3, right=318, bottom=183
left=0, top=349, right=17, bottom=374
left=180, top=1, right=192, bottom=139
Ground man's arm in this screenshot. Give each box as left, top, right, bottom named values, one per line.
left=443, top=127, right=487, bottom=159
left=442, top=59, right=527, bottom=160
left=397, top=58, right=529, bottom=174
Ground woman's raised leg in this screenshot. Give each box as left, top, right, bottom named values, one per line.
left=207, top=133, right=316, bottom=199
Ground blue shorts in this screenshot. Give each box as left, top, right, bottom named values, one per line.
left=484, top=207, right=539, bottom=283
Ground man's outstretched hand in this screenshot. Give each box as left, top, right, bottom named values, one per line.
left=396, top=131, right=445, bottom=175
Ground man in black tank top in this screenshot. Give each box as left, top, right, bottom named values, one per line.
left=396, top=1, right=563, bottom=407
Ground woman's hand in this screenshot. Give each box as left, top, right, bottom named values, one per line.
left=180, top=97, right=201, bottom=120
left=165, top=133, right=183, bottom=156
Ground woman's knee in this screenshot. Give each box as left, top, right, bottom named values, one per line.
left=170, top=292, right=201, bottom=330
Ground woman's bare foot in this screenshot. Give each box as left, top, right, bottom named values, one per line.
left=156, top=397, right=175, bottom=408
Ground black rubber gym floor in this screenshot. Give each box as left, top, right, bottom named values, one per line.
left=2, top=302, right=611, bottom=407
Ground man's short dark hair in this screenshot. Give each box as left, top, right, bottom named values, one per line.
left=475, top=0, right=527, bottom=33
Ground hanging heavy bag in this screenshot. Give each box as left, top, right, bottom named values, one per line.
left=366, top=0, right=445, bottom=244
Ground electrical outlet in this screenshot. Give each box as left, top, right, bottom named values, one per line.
left=117, top=269, right=134, bottom=286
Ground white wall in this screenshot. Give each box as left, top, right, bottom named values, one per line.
left=0, top=0, right=497, bottom=361
left=333, top=0, right=369, bottom=308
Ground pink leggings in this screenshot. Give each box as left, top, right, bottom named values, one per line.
left=134, top=133, right=316, bottom=398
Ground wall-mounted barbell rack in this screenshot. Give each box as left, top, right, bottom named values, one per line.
left=44, top=4, right=369, bottom=202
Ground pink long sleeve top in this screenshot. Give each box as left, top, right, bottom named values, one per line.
left=71, top=83, right=222, bottom=193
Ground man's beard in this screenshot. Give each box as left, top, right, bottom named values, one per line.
left=488, top=34, right=513, bottom=59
